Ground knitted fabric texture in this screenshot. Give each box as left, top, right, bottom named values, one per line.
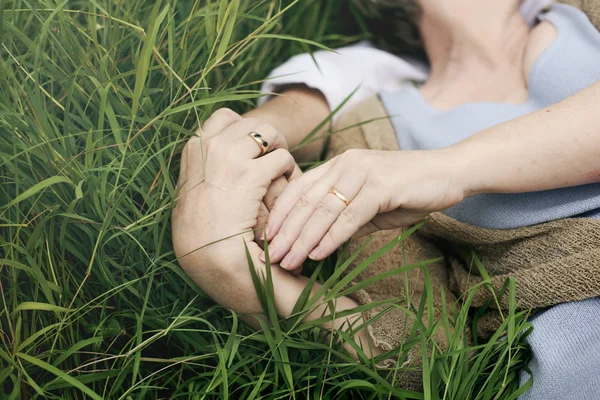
left=329, top=95, right=600, bottom=355
left=328, top=97, right=455, bottom=390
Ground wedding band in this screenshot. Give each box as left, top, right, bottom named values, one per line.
left=329, top=188, right=350, bottom=207
left=248, top=132, right=269, bottom=157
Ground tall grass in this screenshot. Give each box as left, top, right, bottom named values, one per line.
left=0, top=0, right=531, bottom=398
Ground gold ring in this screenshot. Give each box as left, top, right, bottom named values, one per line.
left=329, top=188, right=350, bottom=207
left=248, top=132, right=269, bottom=157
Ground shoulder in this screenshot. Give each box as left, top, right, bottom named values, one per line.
left=524, top=3, right=600, bottom=83
left=559, top=0, right=600, bottom=30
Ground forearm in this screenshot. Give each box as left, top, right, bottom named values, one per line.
left=454, top=81, right=600, bottom=197
left=195, top=242, right=380, bottom=356
left=244, top=85, right=330, bottom=163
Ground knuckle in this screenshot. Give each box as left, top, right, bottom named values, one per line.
left=255, top=123, right=275, bottom=135
left=296, top=192, right=311, bottom=208
left=183, top=137, right=202, bottom=156
left=212, top=107, right=240, bottom=122
left=201, top=108, right=240, bottom=132
left=340, top=207, right=357, bottom=225
left=323, top=230, right=342, bottom=247
left=341, top=148, right=368, bottom=167
left=259, top=123, right=287, bottom=149
left=278, top=149, right=294, bottom=166
left=342, top=148, right=361, bottom=160
left=314, top=201, right=333, bottom=217
left=292, top=235, right=310, bottom=252
left=277, top=227, right=292, bottom=243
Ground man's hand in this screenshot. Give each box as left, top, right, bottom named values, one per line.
left=172, top=108, right=296, bottom=282
left=170, top=109, right=384, bottom=358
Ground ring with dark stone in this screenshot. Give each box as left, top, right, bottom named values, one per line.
left=248, top=131, right=270, bottom=157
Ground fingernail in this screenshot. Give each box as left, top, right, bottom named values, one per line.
left=308, top=247, right=321, bottom=260
left=258, top=251, right=265, bottom=262
left=266, top=240, right=283, bottom=261
left=280, top=253, right=295, bottom=270
left=265, top=223, right=273, bottom=239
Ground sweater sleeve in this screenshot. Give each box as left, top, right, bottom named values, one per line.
left=258, top=41, right=428, bottom=123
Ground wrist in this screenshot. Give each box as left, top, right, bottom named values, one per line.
left=438, top=145, right=482, bottom=199
left=180, top=240, right=260, bottom=297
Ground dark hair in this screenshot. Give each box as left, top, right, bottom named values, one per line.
left=352, top=0, right=426, bottom=60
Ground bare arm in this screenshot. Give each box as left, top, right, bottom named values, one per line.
left=456, top=81, right=600, bottom=196
left=195, top=239, right=381, bottom=358
left=244, top=85, right=331, bottom=163
left=262, top=81, right=600, bottom=271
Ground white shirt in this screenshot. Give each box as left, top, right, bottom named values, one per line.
left=259, top=0, right=554, bottom=123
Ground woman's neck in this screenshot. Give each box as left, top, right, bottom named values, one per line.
left=418, top=12, right=532, bottom=109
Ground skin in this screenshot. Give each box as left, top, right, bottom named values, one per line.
left=173, top=0, right=600, bottom=355
left=172, top=109, right=383, bottom=358
left=262, top=0, right=600, bottom=272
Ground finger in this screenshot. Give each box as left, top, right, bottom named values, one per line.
left=254, top=148, right=296, bottom=183
left=199, top=108, right=242, bottom=138
left=234, top=123, right=288, bottom=159
left=264, top=164, right=302, bottom=211
left=264, top=162, right=330, bottom=242
left=290, top=163, right=303, bottom=181
left=278, top=191, right=345, bottom=270
left=254, top=202, right=270, bottom=245
left=265, top=173, right=339, bottom=264
left=280, top=176, right=364, bottom=271
left=265, top=176, right=288, bottom=211
left=309, top=190, right=380, bottom=261
left=205, top=117, right=262, bottom=145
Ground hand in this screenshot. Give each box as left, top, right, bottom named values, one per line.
left=261, top=148, right=466, bottom=272
left=173, top=126, right=384, bottom=353
left=254, top=172, right=303, bottom=248
left=172, top=108, right=296, bottom=283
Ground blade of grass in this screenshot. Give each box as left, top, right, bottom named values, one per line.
left=18, top=353, right=103, bottom=400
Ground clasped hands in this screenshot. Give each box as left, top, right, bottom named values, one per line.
left=173, top=108, right=466, bottom=283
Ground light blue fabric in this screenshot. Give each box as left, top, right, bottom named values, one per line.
left=381, top=4, right=600, bottom=230
left=379, top=4, right=600, bottom=399
left=519, top=298, right=600, bottom=400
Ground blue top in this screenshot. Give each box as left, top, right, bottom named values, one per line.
left=380, top=4, right=600, bottom=229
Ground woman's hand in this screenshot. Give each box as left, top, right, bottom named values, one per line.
left=261, top=148, right=467, bottom=272
left=172, top=108, right=297, bottom=282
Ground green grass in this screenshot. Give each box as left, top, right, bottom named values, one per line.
left=0, top=0, right=532, bottom=398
